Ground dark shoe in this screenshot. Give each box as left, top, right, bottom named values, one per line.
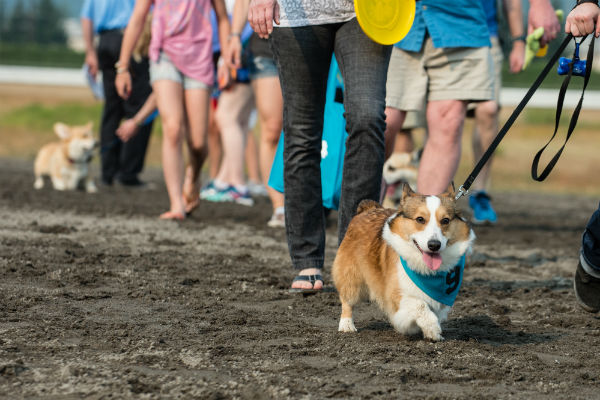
left=574, top=258, right=600, bottom=313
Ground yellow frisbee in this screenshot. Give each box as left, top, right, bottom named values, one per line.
left=355, top=0, right=416, bottom=45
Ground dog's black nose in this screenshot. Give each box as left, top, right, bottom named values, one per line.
left=427, top=239, right=441, bottom=252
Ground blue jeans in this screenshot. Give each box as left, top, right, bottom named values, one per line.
left=582, top=202, right=600, bottom=271
left=270, top=19, right=392, bottom=271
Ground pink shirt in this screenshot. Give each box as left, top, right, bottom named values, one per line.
left=150, top=0, right=214, bottom=86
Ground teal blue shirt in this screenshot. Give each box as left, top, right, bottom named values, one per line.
left=400, top=254, right=466, bottom=307
left=80, top=0, right=135, bottom=33
left=396, top=0, right=491, bottom=52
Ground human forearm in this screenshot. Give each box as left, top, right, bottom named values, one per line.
left=117, top=0, right=151, bottom=69
left=81, top=18, right=95, bottom=53
left=232, top=0, right=250, bottom=35
left=504, top=0, right=524, bottom=38
left=132, top=93, right=157, bottom=126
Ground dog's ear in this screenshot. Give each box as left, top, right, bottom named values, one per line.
left=84, top=121, right=94, bottom=132
left=54, top=123, right=71, bottom=140
left=401, top=182, right=415, bottom=199
left=440, top=182, right=456, bottom=198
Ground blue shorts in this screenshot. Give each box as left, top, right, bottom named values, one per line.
left=150, top=51, right=210, bottom=90
left=248, top=55, right=278, bottom=81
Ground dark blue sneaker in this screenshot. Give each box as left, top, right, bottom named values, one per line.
left=468, top=191, right=497, bottom=225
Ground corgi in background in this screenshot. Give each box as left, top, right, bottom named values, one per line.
left=333, top=184, right=475, bottom=341
left=382, top=150, right=420, bottom=208
left=34, top=122, right=98, bottom=193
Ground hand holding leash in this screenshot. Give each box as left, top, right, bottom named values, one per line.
left=566, top=2, right=600, bottom=37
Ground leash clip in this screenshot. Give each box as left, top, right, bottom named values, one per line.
left=455, top=185, right=468, bottom=201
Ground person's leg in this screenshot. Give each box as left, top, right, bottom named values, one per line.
left=153, top=79, right=186, bottom=217
left=384, top=107, right=407, bottom=160
left=251, top=77, right=285, bottom=213
left=182, top=86, right=211, bottom=213
left=418, top=41, right=493, bottom=196
left=334, top=18, right=392, bottom=243
left=271, top=25, right=335, bottom=289
left=418, top=99, right=467, bottom=195
left=214, top=83, right=255, bottom=188
left=394, top=130, right=414, bottom=153
left=471, top=100, right=498, bottom=191
left=575, top=203, right=600, bottom=312
left=207, top=99, right=222, bottom=179
left=245, top=128, right=262, bottom=184
left=97, top=31, right=125, bottom=185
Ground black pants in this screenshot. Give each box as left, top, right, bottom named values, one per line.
left=270, top=20, right=391, bottom=270
left=97, top=30, right=153, bottom=184
left=582, top=202, right=600, bottom=271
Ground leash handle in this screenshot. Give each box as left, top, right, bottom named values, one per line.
left=531, top=34, right=595, bottom=181
left=456, top=34, right=573, bottom=201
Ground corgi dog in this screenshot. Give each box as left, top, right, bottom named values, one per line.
left=382, top=150, right=420, bottom=209
left=332, top=184, right=475, bottom=341
left=34, top=122, right=98, bottom=193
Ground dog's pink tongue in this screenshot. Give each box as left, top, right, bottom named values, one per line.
left=423, top=252, right=442, bottom=271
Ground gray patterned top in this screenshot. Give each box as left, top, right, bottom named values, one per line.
left=276, top=0, right=355, bottom=27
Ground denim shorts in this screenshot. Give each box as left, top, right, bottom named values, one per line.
left=150, top=51, right=210, bottom=90
left=248, top=55, right=278, bottom=80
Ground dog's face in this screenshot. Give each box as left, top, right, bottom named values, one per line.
left=383, top=184, right=474, bottom=274
left=55, top=122, right=97, bottom=162
left=382, top=152, right=418, bottom=187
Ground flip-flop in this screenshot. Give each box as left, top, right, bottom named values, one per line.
left=159, top=211, right=185, bottom=221
left=289, top=274, right=336, bottom=294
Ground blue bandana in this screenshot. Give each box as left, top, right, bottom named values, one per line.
left=400, top=254, right=466, bottom=307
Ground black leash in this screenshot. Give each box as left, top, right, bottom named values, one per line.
left=456, top=33, right=594, bottom=200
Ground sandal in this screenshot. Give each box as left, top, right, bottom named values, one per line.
left=159, top=211, right=186, bottom=221
left=289, top=274, right=326, bottom=294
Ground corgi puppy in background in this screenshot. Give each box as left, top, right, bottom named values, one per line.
left=34, top=122, right=98, bottom=193
left=332, top=184, right=475, bottom=341
left=382, top=150, right=420, bottom=209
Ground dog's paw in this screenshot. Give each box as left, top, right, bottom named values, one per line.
left=86, top=183, right=98, bottom=194
left=33, top=178, right=44, bottom=190
left=422, top=324, right=443, bottom=342
left=338, top=317, right=357, bottom=333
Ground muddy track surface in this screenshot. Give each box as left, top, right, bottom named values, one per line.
left=1, top=158, right=599, bottom=399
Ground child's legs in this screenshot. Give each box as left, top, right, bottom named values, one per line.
left=153, top=79, right=186, bottom=214
left=183, top=87, right=210, bottom=187
left=214, top=83, right=255, bottom=186
left=252, top=77, right=284, bottom=210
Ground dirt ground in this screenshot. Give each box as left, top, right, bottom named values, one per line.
left=1, top=157, right=600, bottom=399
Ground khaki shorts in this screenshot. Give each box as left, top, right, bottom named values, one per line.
left=386, top=37, right=494, bottom=111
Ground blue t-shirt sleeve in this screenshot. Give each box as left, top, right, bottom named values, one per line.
left=80, top=0, right=93, bottom=20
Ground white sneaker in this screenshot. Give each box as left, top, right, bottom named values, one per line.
left=247, top=181, right=268, bottom=197
left=267, top=207, right=285, bottom=228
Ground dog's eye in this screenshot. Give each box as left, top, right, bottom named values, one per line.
left=415, top=216, right=426, bottom=224
left=441, top=218, right=450, bottom=225
left=388, top=166, right=396, bottom=171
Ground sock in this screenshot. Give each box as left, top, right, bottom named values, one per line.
left=580, top=252, right=600, bottom=279
left=274, top=206, right=284, bottom=215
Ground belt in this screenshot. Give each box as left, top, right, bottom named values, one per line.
left=98, top=28, right=124, bottom=35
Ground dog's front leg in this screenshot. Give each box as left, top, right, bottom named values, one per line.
left=392, top=297, right=443, bottom=341
left=85, top=177, right=98, bottom=193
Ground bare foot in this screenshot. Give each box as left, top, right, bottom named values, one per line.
left=182, top=165, right=200, bottom=215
